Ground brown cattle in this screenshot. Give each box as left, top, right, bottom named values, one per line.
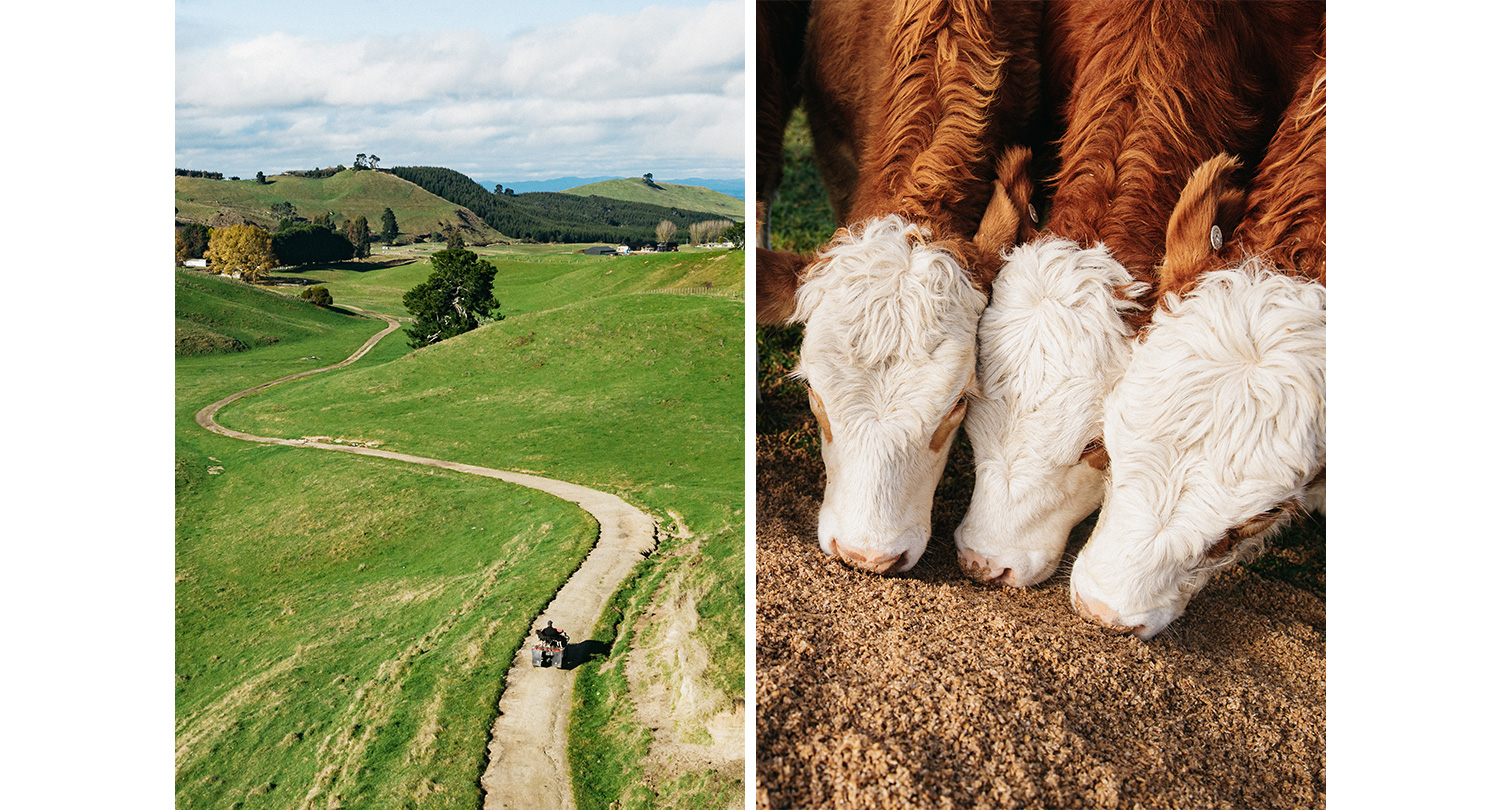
left=1072, top=26, right=1328, bottom=639
left=758, top=0, right=1043, bottom=574
left=955, top=1, right=1324, bottom=587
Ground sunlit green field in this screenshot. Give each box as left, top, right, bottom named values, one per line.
left=179, top=244, right=746, bottom=809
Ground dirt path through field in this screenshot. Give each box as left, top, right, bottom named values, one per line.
left=196, top=307, right=659, bottom=810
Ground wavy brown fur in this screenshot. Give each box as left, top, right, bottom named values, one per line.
left=757, top=247, right=815, bottom=325
left=1233, top=31, right=1326, bottom=284
left=1041, top=0, right=1322, bottom=326
left=802, top=0, right=1042, bottom=247
left=1161, top=22, right=1326, bottom=293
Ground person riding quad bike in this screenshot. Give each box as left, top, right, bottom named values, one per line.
left=532, top=621, right=569, bottom=667
left=538, top=621, right=568, bottom=645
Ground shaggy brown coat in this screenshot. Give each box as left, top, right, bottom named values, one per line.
left=755, top=0, right=1044, bottom=320
left=803, top=0, right=1041, bottom=243
left=1041, top=0, right=1323, bottom=326
left=1161, top=24, right=1327, bottom=295
left=756, top=0, right=1050, bottom=316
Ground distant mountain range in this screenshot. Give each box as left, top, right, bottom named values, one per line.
left=481, top=176, right=746, bottom=200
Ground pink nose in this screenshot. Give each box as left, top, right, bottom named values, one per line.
left=829, top=538, right=906, bottom=575
left=1070, top=589, right=1145, bottom=636
left=957, top=547, right=1016, bottom=586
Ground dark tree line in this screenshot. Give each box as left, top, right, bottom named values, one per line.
left=390, top=166, right=732, bottom=244
left=177, top=222, right=212, bottom=262
left=272, top=224, right=354, bottom=265
left=176, top=169, right=224, bottom=179
left=285, top=166, right=346, bottom=179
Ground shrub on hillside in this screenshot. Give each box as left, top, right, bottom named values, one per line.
left=301, top=285, right=334, bottom=308
left=175, top=325, right=247, bottom=357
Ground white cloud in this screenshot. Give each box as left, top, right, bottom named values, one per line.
left=175, top=1, right=745, bottom=179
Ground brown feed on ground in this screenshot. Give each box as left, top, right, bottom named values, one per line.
left=755, top=424, right=1325, bottom=810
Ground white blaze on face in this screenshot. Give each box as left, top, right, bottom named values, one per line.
left=793, top=215, right=988, bottom=574
left=955, top=238, right=1142, bottom=586
left=1071, top=264, right=1325, bottom=638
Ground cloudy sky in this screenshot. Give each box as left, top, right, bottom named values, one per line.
left=176, top=0, right=746, bottom=184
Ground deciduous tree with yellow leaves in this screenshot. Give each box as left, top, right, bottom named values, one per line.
left=205, top=224, right=277, bottom=282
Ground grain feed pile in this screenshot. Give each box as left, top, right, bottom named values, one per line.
left=755, top=426, right=1325, bottom=810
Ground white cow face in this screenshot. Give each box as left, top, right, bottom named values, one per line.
left=955, top=238, right=1142, bottom=586
left=1070, top=265, right=1325, bottom=639
left=792, top=215, right=988, bottom=574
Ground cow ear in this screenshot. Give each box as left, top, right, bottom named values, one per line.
left=757, top=248, right=813, bottom=324
left=974, top=145, right=1034, bottom=257
left=1160, top=153, right=1247, bottom=298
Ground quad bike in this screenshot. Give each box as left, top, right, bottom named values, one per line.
left=531, top=630, right=568, bottom=668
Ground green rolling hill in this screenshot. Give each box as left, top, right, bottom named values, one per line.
left=175, top=169, right=506, bottom=243
left=560, top=178, right=745, bottom=223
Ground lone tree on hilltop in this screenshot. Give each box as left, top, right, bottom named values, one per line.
left=205, top=224, right=277, bottom=282
left=403, top=248, right=501, bottom=348
left=345, top=215, right=371, bottom=258
left=381, top=207, right=399, bottom=242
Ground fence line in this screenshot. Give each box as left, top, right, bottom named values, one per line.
left=641, top=288, right=745, bottom=300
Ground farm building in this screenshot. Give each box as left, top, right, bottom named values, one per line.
left=583, top=245, right=616, bottom=255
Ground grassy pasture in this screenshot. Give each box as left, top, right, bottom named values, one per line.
left=176, top=275, right=598, bottom=809
left=189, top=248, right=746, bottom=809
left=272, top=245, right=744, bottom=320
left=175, top=270, right=364, bottom=357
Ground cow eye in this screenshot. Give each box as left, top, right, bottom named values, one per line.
left=1206, top=504, right=1290, bottom=558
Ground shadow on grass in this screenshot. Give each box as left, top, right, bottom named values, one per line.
left=563, top=640, right=612, bottom=670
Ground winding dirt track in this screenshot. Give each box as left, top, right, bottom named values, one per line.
left=196, top=307, right=658, bottom=810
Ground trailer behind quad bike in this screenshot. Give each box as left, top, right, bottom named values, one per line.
left=531, top=631, right=568, bottom=668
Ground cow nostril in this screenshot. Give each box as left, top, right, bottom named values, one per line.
left=1071, top=590, right=1140, bottom=635
left=957, top=547, right=1009, bottom=585
left=830, top=538, right=906, bottom=575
